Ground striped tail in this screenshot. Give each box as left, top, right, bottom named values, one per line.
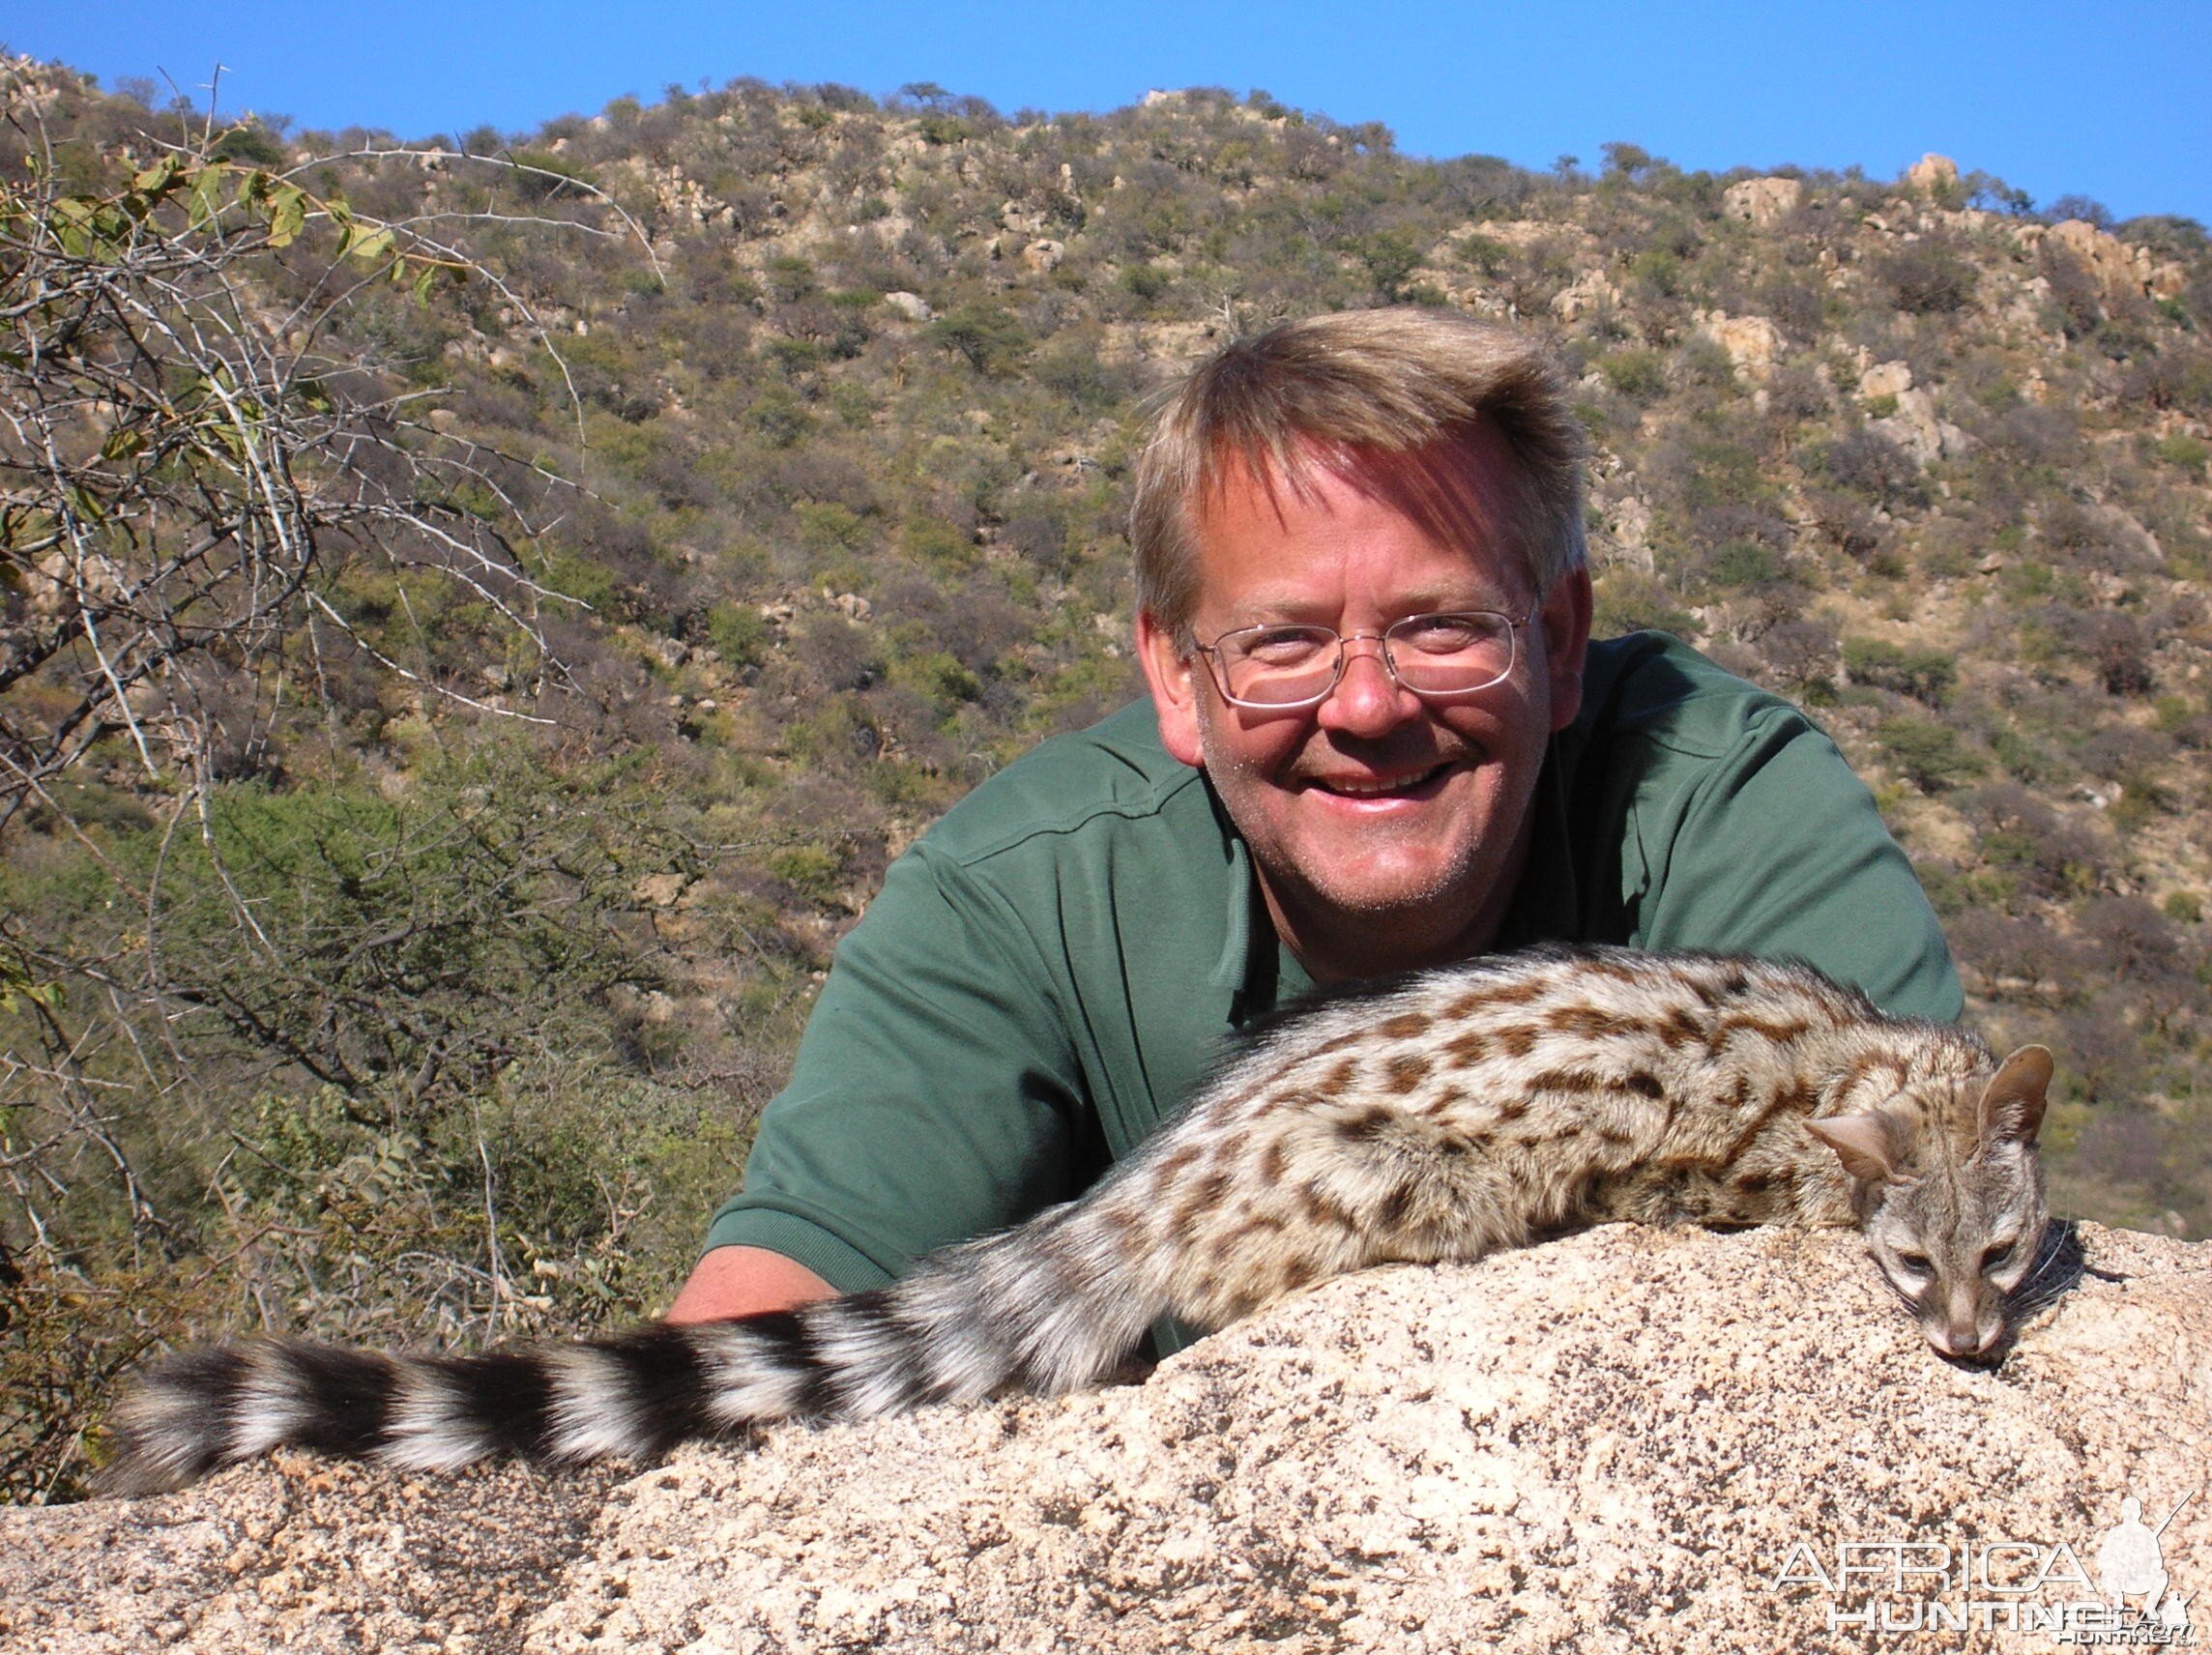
left=102, top=1195, right=1177, bottom=1495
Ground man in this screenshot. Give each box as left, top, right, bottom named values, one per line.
left=667, top=308, right=1960, bottom=1331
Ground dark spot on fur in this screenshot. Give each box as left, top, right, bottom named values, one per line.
left=1382, top=1012, right=1433, bottom=1038
left=1527, top=1066, right=1603, bottom=1094
left=1722, top=1014, right=1813, bottom=1046
left=1334, top=1105, right=1397, bottom=1143
left=1154, top=1144, right=1201, bottom=1181
left=1296, top=1183, right=1361, bottom=1233
left=1444, top=1030, right=1489, bottom=1067
left=1384, top=1054, right=1433, bottom=1093
left=1375, top=1177, right=1417, bottom=1228
left=1624, top=1071, right=1666, bottom=1099
left=1547, top=1004, right=1622, bottom=1038
left=1421, top=1085, right=1467, bottom=1118
left=1497, top=1025, right=1539, bottom=1059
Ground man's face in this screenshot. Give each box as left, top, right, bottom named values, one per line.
left=1138, top=444, right=1590, bottom=980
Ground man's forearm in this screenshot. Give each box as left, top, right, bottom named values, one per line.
left=664, top=1244, right=837, bottom=1323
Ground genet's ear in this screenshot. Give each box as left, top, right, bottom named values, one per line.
left=1806, top=1113, right=1906, bottom=1184
left=1980, top=1044, right=2053, bottom=1148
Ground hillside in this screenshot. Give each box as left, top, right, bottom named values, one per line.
left=2, top=58, right=2209, bottom=1501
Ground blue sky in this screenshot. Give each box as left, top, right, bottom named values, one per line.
left=6, top=1, right=2206, bottom=224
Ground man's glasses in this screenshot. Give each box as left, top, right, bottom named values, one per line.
left=1190, top=609, right=1537, bottom=710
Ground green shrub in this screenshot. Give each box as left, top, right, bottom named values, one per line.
left=1842, top=638, right=1956, bottom=706
left=707, top=603, right=773, bottom=670
left=1121, top=263, right=1172, bottom=301
left=925, top=303, right=1033, bottom=376
left=1597, top=348, right=1667, bottom=402
left=2155, top=433, right=2209, bottom=471
left=765, top=843, right=846, bottom=902
left=1876, top=716, right=1983, bottom=792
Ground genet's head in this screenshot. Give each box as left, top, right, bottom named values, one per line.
left=1807, top=1044, right=2053, bottom=1360
left=1131, top=310, right=1594, bottom=978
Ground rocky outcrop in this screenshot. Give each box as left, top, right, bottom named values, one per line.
left=1722, top=176, right=1803, bottom=228
left=1698, top=311, right=1787, bottom=380
left=2040, top=218, right=2193, bottom=301
left=1905, top=153, right=1961, bottom=195
left=1859, top=359, right=1970, bottom=465
left=8, top=1222, right=2205, bottom=1653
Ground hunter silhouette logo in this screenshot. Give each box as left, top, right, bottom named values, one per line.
left=2097, top=1495, right=2194, bottom=1635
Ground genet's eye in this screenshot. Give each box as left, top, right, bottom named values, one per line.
left=1981, top=1241, right=2017, bottom=1273
left=1894, top=1252, right=1933, bottom=1277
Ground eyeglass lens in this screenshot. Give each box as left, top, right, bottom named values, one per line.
left=1212, top=613, right=1519, bottom=706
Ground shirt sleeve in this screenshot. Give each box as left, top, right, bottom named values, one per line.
left=1629, top=708, right=1965, bottom=1022
left=702, top=840, right=1090, bottom=1291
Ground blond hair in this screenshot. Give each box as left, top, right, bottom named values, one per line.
left=1130, top=309, right=1587, bottom=637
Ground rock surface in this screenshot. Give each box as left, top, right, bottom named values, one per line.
left=7, top=1222, right=2206, bottom=1653
left=1697, top=311, right=1787, bottom=380
left=1721, top=176, right=1803, bottom=227
left=1905, top=153, right=1961, bottom=194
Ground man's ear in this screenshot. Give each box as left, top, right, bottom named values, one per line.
left=1136, top=607, right=1206, bottom=768
left=1541, top=566, right=1593, bottom=734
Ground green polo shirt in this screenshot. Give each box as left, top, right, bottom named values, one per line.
left=706, top=632, right=1961, bottom=1311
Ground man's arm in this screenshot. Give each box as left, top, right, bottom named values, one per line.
left=687, top=829, right=1096, bottom=1302
left=665, top=1245, right=835, bottom=1323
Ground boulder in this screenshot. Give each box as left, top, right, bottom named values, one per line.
left=1698, top=312, right=1787, bottom=380
left=1859, top=359, right=1915, bottom=400
left=8, top=1223, right=2205, bottom=1653
left=1905, top=153, right=1961, bottom=194
left=1871, top=387, right=1970, bottom=466
left=1721, top=176, right=1803, bottom=228
left=2044, top=218, right=2189, bottom=301
left=1549, top=269, right=1621, bottom=322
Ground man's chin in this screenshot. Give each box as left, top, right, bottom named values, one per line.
left=1293, top=856, right=1478, bottom=921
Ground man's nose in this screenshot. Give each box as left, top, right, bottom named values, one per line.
left=1317, top=637, right=1419, bottom=734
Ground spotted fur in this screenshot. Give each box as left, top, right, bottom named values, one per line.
left=102, top=944, right=2051, bottom=1495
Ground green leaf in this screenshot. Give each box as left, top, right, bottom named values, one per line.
left=266, top=184, right=307, bottom=247
left=412, top=263, right=440, bottom=307
left=188, top=165, right=225, bottom=229
left=348, top=226, right=394, bottom=265
left=131, top=156, right=181, bottom=194
left=100, top=426, right=146, bottom=462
